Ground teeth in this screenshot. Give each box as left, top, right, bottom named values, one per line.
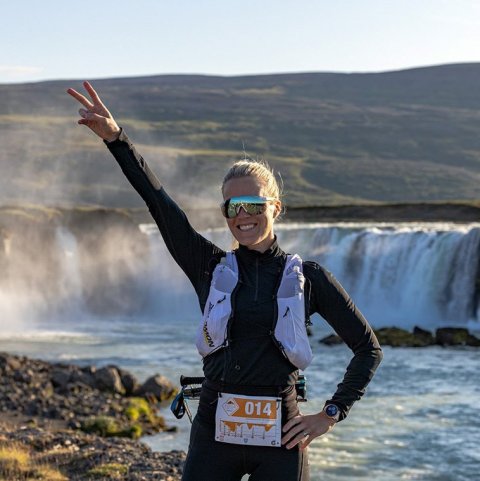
left=238, top=224, right=255, bottom=231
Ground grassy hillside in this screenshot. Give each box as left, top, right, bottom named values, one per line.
left=1, top=63, right=479, bottom=208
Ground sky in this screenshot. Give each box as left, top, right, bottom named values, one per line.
left=1, top=0, right=480, bottom=84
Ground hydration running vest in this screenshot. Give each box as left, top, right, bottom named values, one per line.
left=195, top=252, right=313, bottom=370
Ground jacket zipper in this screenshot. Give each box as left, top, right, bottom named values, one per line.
left=221, top=271, right=241, bottom=383
left=254, top=258, right=259, bottom=302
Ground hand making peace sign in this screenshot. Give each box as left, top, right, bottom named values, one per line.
left=67, top=81, right=121, bottom=142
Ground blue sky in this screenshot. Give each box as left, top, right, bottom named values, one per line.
left=1, top=0, right=479, bottom=83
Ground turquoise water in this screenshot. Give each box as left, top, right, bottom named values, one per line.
left=1, top=315, right=478, bottom=481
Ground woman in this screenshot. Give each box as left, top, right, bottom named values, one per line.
left=67, top=81, right=383, bottom=481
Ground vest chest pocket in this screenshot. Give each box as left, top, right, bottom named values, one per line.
left=274, top=267, right=313, bottom=370
left=196, top=284, right=233, bottom=357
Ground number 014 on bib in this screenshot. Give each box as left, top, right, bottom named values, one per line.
left=215, top=394, right=282, bottom=447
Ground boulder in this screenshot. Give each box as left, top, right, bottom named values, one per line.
left=412, top=326, right=435, bottom=346
left=374, top=327, right=430, bottom=347
left=51, top=369, right=71, bottom=389
left=0, top=353, right=22, bottom=373
left=118, top=368, right=140, bottom=396
left=435, top=328, right=480, bottom=347
left=70, top=369, right=96, bottom=388
left=93, top=366, right=125, bottom=394
left=136, top=375, right=176, bottom=402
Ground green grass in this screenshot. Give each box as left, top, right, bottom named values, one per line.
left=2, top=66, right=480, bottom=207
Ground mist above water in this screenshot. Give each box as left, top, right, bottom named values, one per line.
left=1, top=216, right=478, bottom=332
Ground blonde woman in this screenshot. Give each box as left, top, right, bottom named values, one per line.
left=68, top=82, right=383, bottom=481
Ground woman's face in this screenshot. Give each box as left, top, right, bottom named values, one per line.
left=222, top=175, right=281, bottom=252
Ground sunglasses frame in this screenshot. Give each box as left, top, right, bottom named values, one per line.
left=220, top=196, right=277, bottom=219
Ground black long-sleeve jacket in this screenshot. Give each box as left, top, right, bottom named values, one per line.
left=106, top=130, right=383, bottom=422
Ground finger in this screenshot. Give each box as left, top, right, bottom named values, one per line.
left=300, top=437, right=313, bottom=450
left=286, top=431, right=310, bottom=450
left=281, top=424, right=306, bottom=445
left=67, top=88, right=94, bottom=109
left=282, top=415, right=302, bottom=433
left=78, top=109, right=105, bottom=122
left=83, top=81, right=104, bottom=106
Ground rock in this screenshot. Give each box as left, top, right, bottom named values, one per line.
left=412, top=326, right=435, bottom=346
left=118, top=368, right=140, bottom=396
left=435, top=327, right=480, bottom=346
left=0, top=352, right=176, bottom=439
left=375, top=327, right=430, bottom=347
left=0, top=353, right=22, bottom=372
left=319, top=334, right=343, bottom=345
left=70, top=370, right=96, bottom=388
left=51, top=369, right=71, bottom=389
left=94, top=366, right=125, bottom=394
left=13, top=369, right=33, bottom=383
left=136, top=375, right=176, bottom=402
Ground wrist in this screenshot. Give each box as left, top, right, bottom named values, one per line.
left=322, top=403, right=340, bottom=423
left=105, top=127, right=121, bottom=143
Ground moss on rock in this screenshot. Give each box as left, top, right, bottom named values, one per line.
left=87, top=462, right=129, bottom=479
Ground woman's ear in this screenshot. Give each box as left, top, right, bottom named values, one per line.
left=273, top=201, right=282, bottom=218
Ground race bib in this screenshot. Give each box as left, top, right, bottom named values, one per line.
left=215, top=393, right=282, bottom=447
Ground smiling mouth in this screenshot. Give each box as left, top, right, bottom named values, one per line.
left=237, top=224, right=256, bottom=231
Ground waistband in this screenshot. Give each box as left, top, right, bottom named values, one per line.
left=203, top=378, right=295, bottom=398
left=198, top=379, right=300, bottom=426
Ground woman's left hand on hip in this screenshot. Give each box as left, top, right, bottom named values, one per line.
left=281, top=412, right=336, bottom=450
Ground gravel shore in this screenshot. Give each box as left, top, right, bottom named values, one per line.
left=0, top=352, right=186, bottom=480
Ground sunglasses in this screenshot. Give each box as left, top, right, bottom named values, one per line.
left=220, top=196, right=276, bottom=219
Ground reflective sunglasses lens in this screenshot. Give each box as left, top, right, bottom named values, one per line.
left=227, top=203, right=265, bottom=218
left=223, top=197, right=272, bottom=218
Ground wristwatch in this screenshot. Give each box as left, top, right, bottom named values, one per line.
left=323, top=404, right=340, bottom=422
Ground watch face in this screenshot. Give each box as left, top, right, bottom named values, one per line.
left=325, top=404, right=339, bottom=417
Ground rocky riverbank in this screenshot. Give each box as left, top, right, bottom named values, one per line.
left=0, top=423, right=185, bottom=481
left=320, top=326, right=480, bottom=347
left=0, top=352, right=185, bottom=480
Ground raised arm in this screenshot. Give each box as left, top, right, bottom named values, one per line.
left=67, top=82, right=224, bottom=298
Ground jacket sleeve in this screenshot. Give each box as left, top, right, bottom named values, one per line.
left=105, top=129, right=225, bottom=296
left=304, top=262, right=383, bottom=421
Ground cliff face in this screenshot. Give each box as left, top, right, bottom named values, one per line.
left=0, top=207, right=150, bottom=321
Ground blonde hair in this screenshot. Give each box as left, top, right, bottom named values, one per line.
left=221, top=159, right=282, bottom=200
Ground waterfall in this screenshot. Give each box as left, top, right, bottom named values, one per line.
left=54, top=226, right=87, bottom=318
left=275, top=222, right=480, bottom=328
left=136, top=221, right=480, bottom=329
left=1, top=221, right=478, bottom=330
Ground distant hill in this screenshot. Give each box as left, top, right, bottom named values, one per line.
left=1, top=63, right=479, bottom=209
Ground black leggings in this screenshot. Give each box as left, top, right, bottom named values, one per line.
left=182, top=416, right=310, bottom=481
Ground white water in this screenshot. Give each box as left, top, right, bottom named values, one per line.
left=276, top=222, right=480, bottom=328
left=137, top=221, right=480, bottom=330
